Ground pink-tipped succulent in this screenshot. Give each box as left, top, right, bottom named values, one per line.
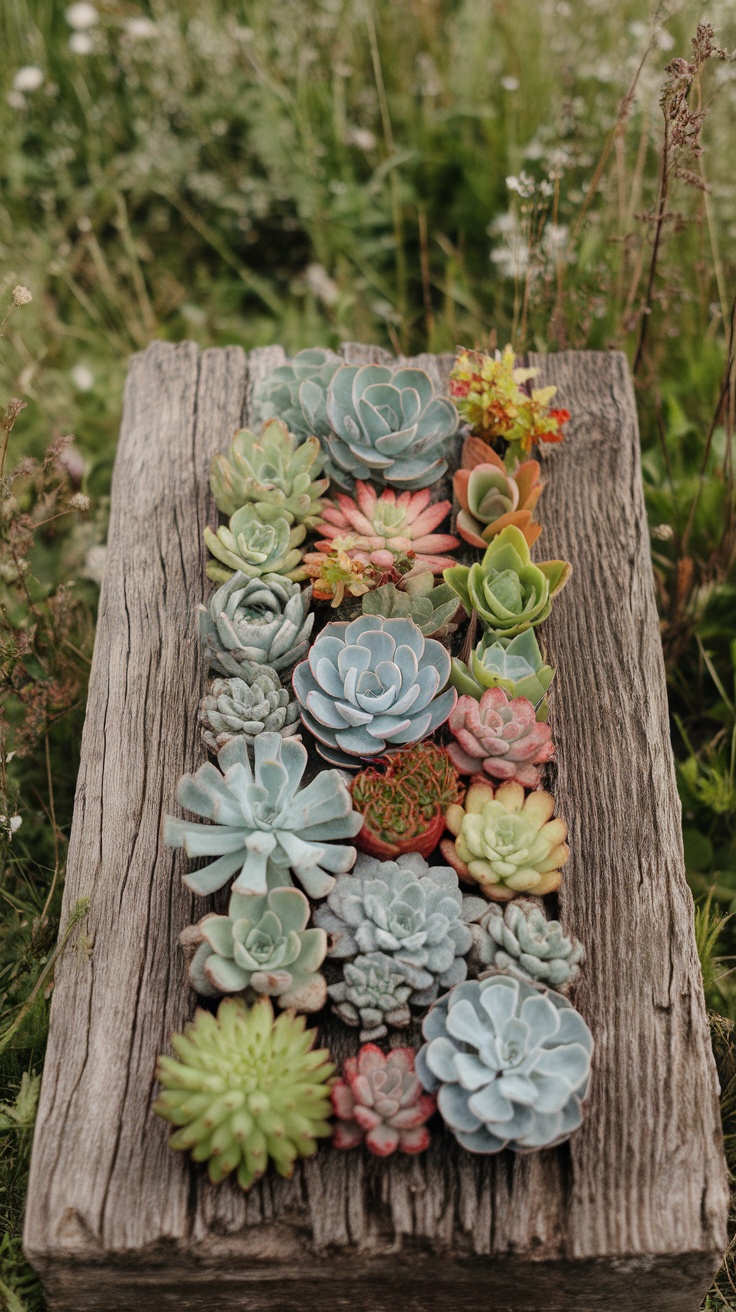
left=315, top=481, right=459, bottom=574
left=331, top=1044, right=436, bottom=1156
left=447, top=687, right=555, bottom=788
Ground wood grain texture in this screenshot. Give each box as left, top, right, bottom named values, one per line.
left=24, top=342, right=728, bottom=1311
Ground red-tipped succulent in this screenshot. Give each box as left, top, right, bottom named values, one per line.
left=331, top=1044, right=436, bottom=1156
left=351, top=742, right=464, bottom=859
left=447, top=687, right=554, bottom=788
left=453, top=435, right=543, bottom=549
left=315, top=481, right=459, bottom=573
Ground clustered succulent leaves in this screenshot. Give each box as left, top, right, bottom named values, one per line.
left=199, top=572, right=313, bottom=677
left=415, top=976, right=592, bottom=1153
left=199, top=668, right=300, bottom=754
left=153, top=997, right=334, bottom=1189
left=164, top=733, right=362, bottom=899
left=332, top=1045, right=436, bottom=1156
left=160, top=343, right=591, bottom=1191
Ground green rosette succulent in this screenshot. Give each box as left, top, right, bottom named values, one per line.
left=186, top=887, right=328, bottom=1012
left=441, top=780, right=569, bottom=901
left=205, top=503, right=307, bottom=585
left=469, top=898, right=584, bottom=992
left=153, top=995, right=334, bottom=1190
left=362, top=569, right=462, bottom=638
left=164, top=732, right=362, bottom=900
left=253, top=348, right=341, bottom=441
left=323, top=362, right=458, bottom=491
left=451, top=628, right=555, bottom=716
left=328, top=951, right=413, bottom=1042
left=199, top=669, right=300, bottom=753
left=210, top=418, right=329, bottom=525
left=198, top=572, right=314, bottom=678
left=443, top=525, right=571, bottom=638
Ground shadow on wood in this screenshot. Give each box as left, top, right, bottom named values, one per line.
left=23, top=341, right=729, bottom=1311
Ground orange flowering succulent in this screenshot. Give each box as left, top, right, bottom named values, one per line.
left=453, top=435, right=543, bottom=549
left=449, top=345, right=570, bottom=462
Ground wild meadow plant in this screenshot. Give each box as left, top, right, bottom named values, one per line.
left=0, top=0, right=735, bottom=1304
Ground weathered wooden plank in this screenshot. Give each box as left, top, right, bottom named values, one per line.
left=24, top=342, right=728, bottom=1311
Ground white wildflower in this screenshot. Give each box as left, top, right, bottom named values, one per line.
left=12, top=67, right=44, bottom=93
left=347, top=127, right=377, bottom=152
left=501, top=76, right=519, bottom=91
left=82, top=544, right=107, bottom=586
left=69, top=31, right=94, bottom=54
left=70, top=493, right=90, bottom=511
left=0, top=814, right=22, bottom=839
left=12, top=285, right=32, bottom=307
left=305, top=263, right=339, bottom=307
left=6, top=91, right=27, bottom=110
left=70, top=363, right=94, bottom=391
left=65, top=2, right=98, bottom=29
left=125, top=17, right=158, bottom=38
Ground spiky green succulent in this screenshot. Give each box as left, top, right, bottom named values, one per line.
left=153, top=996, right=334, bottom=1190
left=451, top=628, right=555, bottom=716
left=253, top=348, right=341, bottom=441
left=210, top=418, right=329, bottom=525
left=199, top=669, right=300, bottom=754
left=443, top=525, right=571, bottom=638
left=186, top=887, right=327, bottom=1012
left=205, top=503, right=307, bottom=585
left=198, top=572, right=314, bottom=678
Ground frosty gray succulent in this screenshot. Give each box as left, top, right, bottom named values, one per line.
left=328, top=951, right=413, bottom=1042
left=416, top=975, right=593, bottom=1153
left=253, top=347, right=342, bottom=441
left=164, top=733, right=362, bottom=900
left=469, top=899, right=584, bottom=992
left=198, top=571, right=314, bottom=677
left=292, top=614, right=457, bottom=768
left=322, top=361, right=459, bottom=490
left=185, top=887, right=327, bottom=1013
left=314, top=852, right=486, bottom=1006
left=199, top=669, right=300, bottom=754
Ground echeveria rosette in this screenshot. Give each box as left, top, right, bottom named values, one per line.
left=210, top=418, right=329, bottom=525
left=198, top=572, right=313, bottom=678
left=164, top=733, right=362, bottom=900
left=199, top=669, right=300, bottom=754
left=186, top=887, right=328, bottom=1012
left=444, top=525, right=571, bottom=638
left=293, top=614, right=456, bottom=768
left=205, top=503, right=307, bottom=585
left=315, top=482, right=459, bottom=573
left=328, top=952, right=413, bottom=1041
left=314, top=852, right=487, bottom=1007
left=470, top=899, right=584, bottom=992
left=453, top=436, right=543, bottom=549
left=448, top=687, right=554, bottom=788
left=323, top=362, right=459, bottom=491
left=451, top=628, right=555, bottom=714
left=253, top=347, right=342, bottom=441
left=441, top=780, right=569, bottom=901
left=332, top=1045, right=436, bottom=1156
left=363, top=568, right=462, bottom=638
left=153, top=996, right=334, bottom=1190
left=415, top=975, right=593, bottom=1153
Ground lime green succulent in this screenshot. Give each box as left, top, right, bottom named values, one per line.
left=210, top=418, right=329, bottom=526
left=205, top=504, right=307, bottom=584
left=443, top=525, right=570, bottom=637
left=153, top=996, right=334, bottom=1191
left=450, top=628, right=555, bottom=716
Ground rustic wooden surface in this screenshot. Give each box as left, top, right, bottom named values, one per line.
left=24, top=342, right=729, bottom=1311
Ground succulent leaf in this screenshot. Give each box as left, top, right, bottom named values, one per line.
left=469, top=898, right=584, bottom=991
left=198, top=572, right=314, bottom=677
left=199, top=668, right=300, bottom=753
left=210, top=418, right=329, bottom=524
left=447, top=687, right=554, bottom=787
left=441, top=779, right=569, bottom=900
left=327, top=952, right=413, bottom=1041
left=331, top=1045, right=436, bottom=1155
left=450, top=628, right=555, bottom=712
left=453, top=437, right=543, bottom=548
left=205, top=503, right=307, bottom=584
left=443, top=525, right=571, bottom=638
left=315, top=481, right=459, bottom=573
left=253, top=348, right=342, bottom=441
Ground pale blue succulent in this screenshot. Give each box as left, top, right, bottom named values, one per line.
left=322, top=362, right=458, bottom=490
left=164, top=733, right=362, bottom=900
left=314, top=852, right=487, bottom=1006
left=187, top=887, right=327, bottom=1013
left=416, top=975, right=593, bottom=1153
left=292, top=614, right=457, bottom=768
left=471, top=899, right=585, bottom=992
left=198, top=572, right=314, bottom=677
left=253, top=348, right=341, bottom=442
left=328, top=951, right=413, bottom=1042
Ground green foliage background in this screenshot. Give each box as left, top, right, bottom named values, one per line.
left=1, top=0, right=735, bottom=1306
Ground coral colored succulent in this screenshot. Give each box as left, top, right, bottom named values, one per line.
left=453, top=436, right=543, bottom=549
left=441, top=780, right=569, bottom=900
left=328, top=952, right=413, bottom=1040
left=351, top=742, right=464, bottom=859
left=199, top=669, right=300, bottom=753
left=302, top=547, right=377, bottom=608
left=449, top=345, right=570, bottom=462
left=450, top=628, right=555, bottom=710
left=470, top=898, right=584, bottom=992
left=331, top=1045, right=436, bottom=1156
left=415, top=975, right=592, bottom=1153
left=153, top=996, right=334, bottom=1190
left=315, top=481, right=459, bottom=574
left=205, top=503, right=307, bottom=585
left=292, top=614, right=456, bottom=768
left=199, top=572, right=314, bottom=678
left=444, top=525, right=571, bottom=637
left=447, top=687, right=554, bottom=788
left=362, top=567, right=462, bottom=638
left=323, top=362, right=459, bottom=490
left=164, top=732, right=362, bottom=900
left=210, top=418, right=329, bottom=525
left=254, top=347, right=342, bottom=441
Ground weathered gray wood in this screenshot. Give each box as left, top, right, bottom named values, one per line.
left=24, top=342, right=728, bottom=1310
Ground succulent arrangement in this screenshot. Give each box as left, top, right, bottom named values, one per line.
left=331, top=1045, right=436, bottom=1156
left=156, top=343, right=594, bottom=1191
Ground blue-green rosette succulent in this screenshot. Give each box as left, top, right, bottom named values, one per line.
left=253, top=348, right=341, bottom=441
left=416, top=974, right=593, bottom=1153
